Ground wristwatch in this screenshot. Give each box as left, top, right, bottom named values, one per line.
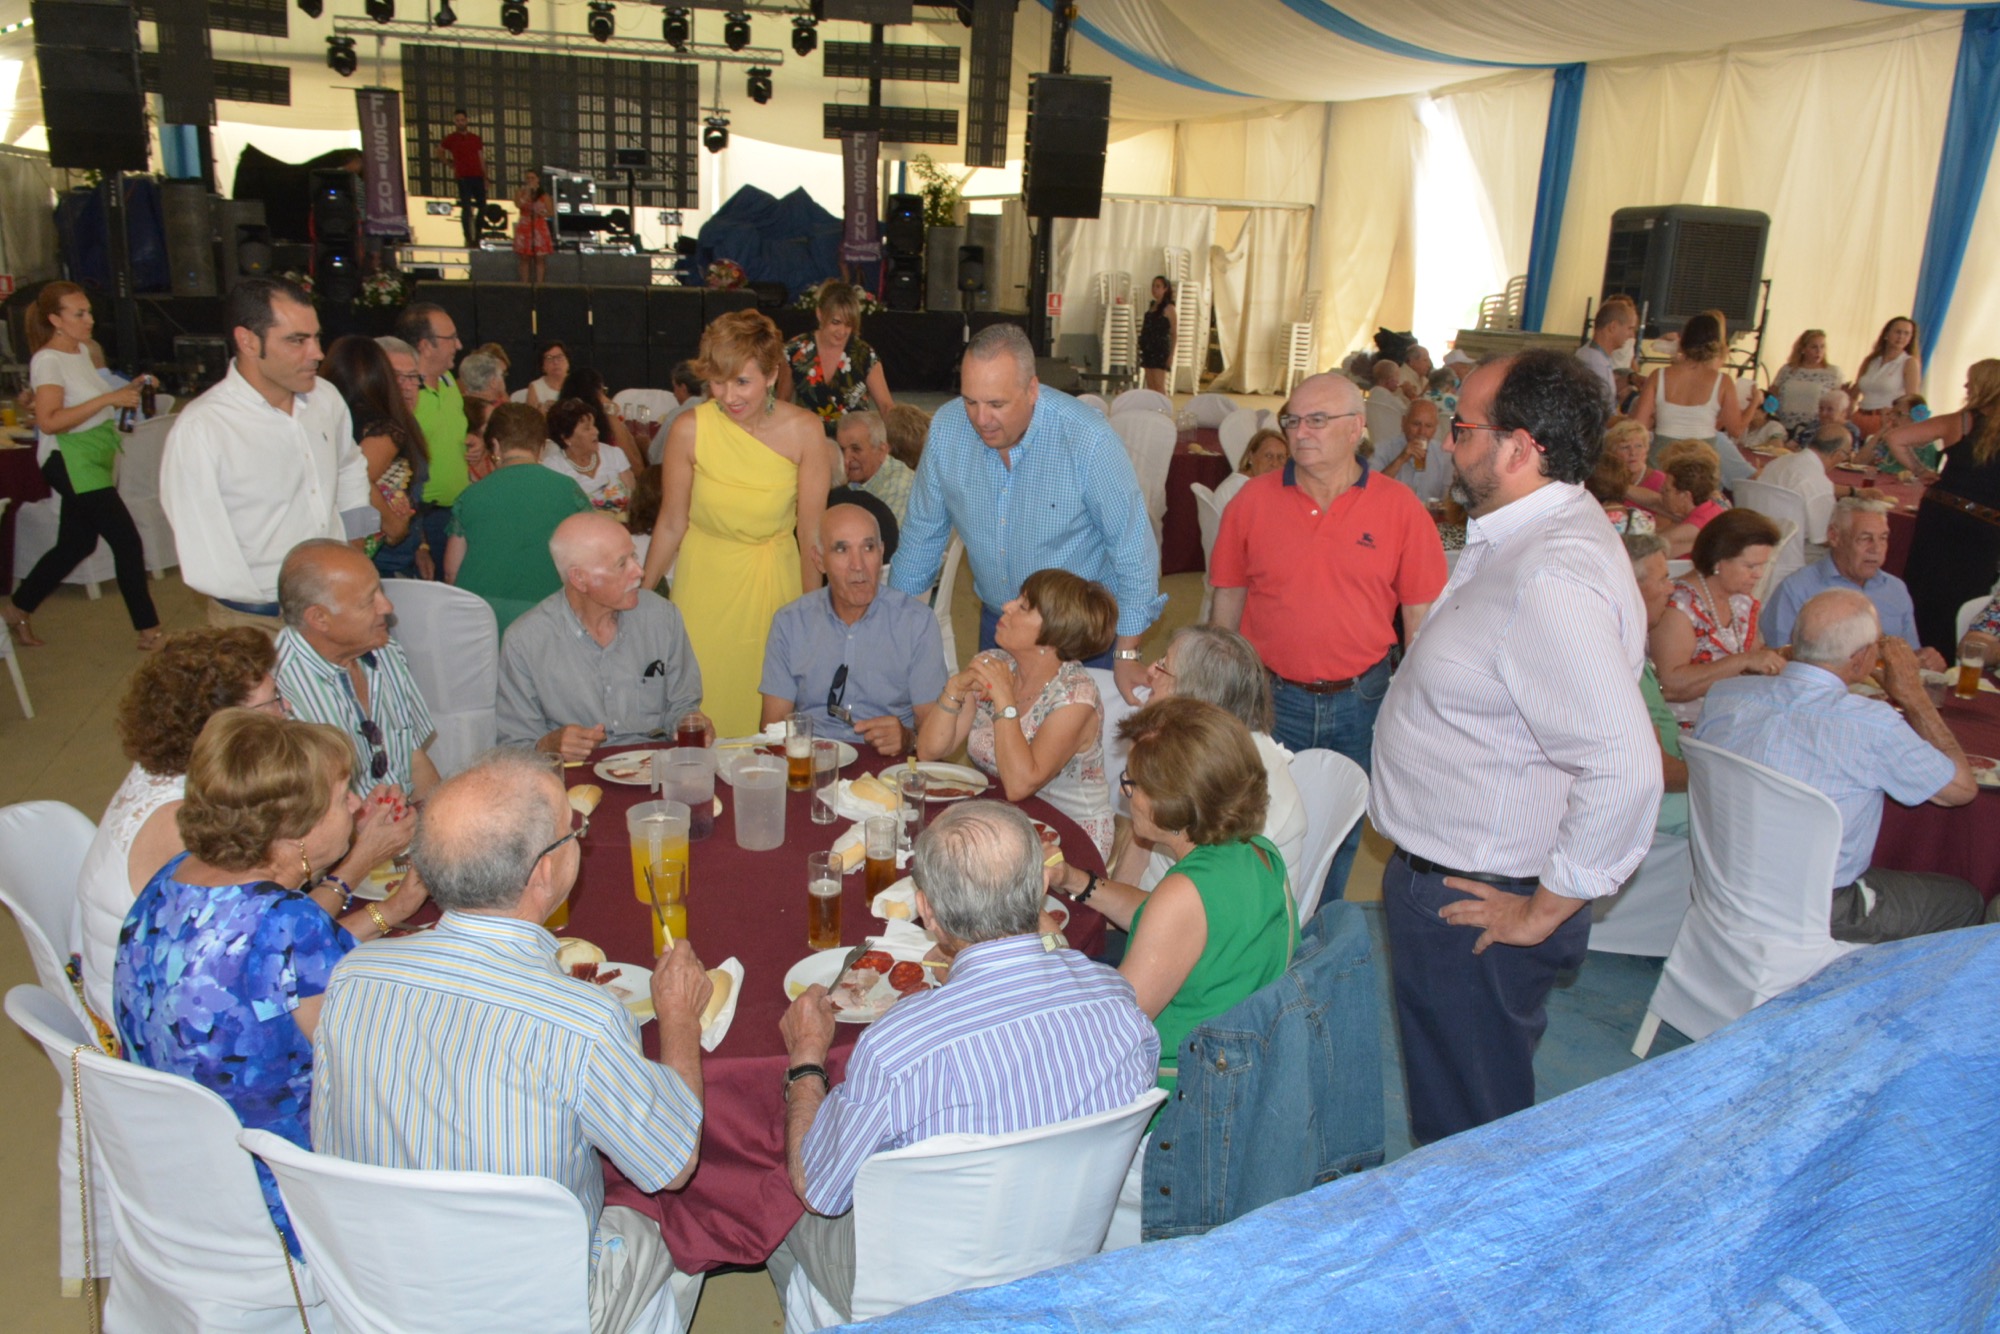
left=784, top=1063, right=829, bottom=1096
left=997, top=705, right=1020, bottom=720
left=1112, top=649, right=1142, bottom=661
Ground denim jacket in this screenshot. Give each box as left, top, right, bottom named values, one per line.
left=1141, top=899, right=1384, bottom=1240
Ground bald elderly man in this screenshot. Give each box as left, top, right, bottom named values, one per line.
left=1374, top=396, right=1455, bottom=506
left=497, top=512, right=707, bottom=759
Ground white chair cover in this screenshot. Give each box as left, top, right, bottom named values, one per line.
left=118, top=417, right=178, bottom=574
left=1285, top=749, right=1369, bottom=920
left=1956, top=595, right=1990, bottom=646
left=7, top=982, right=117, bottom=1286
left=1075, top=393, right=1109, bottom=417
left=613, top=388, right=676, bottom=422
left=932, top=533, right=967, bottom=675
left=239, top=1129, right=695, bottom=1334
left=7, top=984, right=326, bottom=1332
left=0, top=515, right=26, bottom=717
left=1217, top=408, right=1266, bottom=470
left=1185, top=393, right=1238, bottom=428
left=1729, top=479, right=1808, bottom=595
left=1191, top=482, right=1224, bottom=620
left=1588, top=830, right=1693, bottom=957
left=387, top=581, right=500, bottom=778
left=1085, top=667, right=1138, bottom=819
left=1110, top=411, right=1175, bottom=545
left=1637, top=737, right=1857, bottom=1053
left=1666, top=558, right=1694, bottom=578
left=1110, top=387, right=1172, bottom=417
left=785, top=1089, right=1164, bottom=1328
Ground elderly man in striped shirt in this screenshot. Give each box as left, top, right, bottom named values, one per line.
left=769, top=801, right=1157, bottom=1321
left=313, top=750, right=711, bottom=1333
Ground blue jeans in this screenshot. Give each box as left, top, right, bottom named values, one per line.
left=1269, top=657, right=1391, bottom=906
left=977, top=604, right=1115, bottom=670
left=416, top=505, right=454, bottom=580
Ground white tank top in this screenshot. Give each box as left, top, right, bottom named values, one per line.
left=73, top=764, right=185, bottom=1027
left=1653, top=368, right=1724, bottom=441
left=1854, top=352, right=1910, bottom=410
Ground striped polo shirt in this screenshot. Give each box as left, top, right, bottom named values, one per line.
left=275, top=627, right=435, bottom=795
left=311, top=912, right=700, bottom=1267
left=800, top=933, right=1158, bottom=1216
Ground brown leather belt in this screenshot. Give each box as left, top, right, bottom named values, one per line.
left=1271, top=669, right=1364, bottom=695
left=1923, top=489, right=2000, bottom=529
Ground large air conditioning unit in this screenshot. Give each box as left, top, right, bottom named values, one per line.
left=1601, top=205, right=1768, bottom=336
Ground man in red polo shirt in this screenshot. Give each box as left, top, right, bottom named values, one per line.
left=436, top=109, right=487, bottom=250
left=1209, top=371, right=1447, bottom=905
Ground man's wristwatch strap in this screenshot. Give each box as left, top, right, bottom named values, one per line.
left=784, top=1063, right=830, bottom=1095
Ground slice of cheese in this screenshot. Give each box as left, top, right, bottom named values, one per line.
left=700, top=967, right=734, bottom=1029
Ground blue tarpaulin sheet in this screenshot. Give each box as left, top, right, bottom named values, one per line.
left=692, top=186, right=843, bottom=301
left=857, top=926, right=2000, bottom=1330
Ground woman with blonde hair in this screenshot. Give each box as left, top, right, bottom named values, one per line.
left=778, top=279, right=895, bottom=433
left=1769, top=328, right=1842, bottom=436
left=1883, top=358, right=2000, bottom=651
left=1213, top=428, right=1290, bottom=509
left=642, top=309, right=829, bottom=734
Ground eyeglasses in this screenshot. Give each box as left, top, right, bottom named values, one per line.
left=246, top=692, right=290, bottom=717
left=826, top=664, right=853, bottom=725
left=535, top=809, right=590, bottom=863
left=358, top=718, right=389, bottom=782
left=1146, top=659, right=1174, bottom=681
left=1118, top=768, right=1136, bottom=797
left=395, top=371, right=422, bottom=386
left=1277, top=411, right=1358, bottom=433
left=1451, top=416, right=1545, bottom=452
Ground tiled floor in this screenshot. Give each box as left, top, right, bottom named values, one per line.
left=0, top=385, right=1687, bottom=1330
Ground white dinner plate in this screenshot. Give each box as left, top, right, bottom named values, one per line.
left=1970, top=755, right=2000, bottom=790
left=593, top=962, right=655, bottom=1023
left=713, top=738, right=859, bottom=784
left=782, top=943, right=936, bottom=1022
left=869, top=878, right=1068, bottom=932
left=594, top=750, right=655, bottom=786
left=912, top=763, right=989, bottom=801
left=353, top=860, right=405, bottom=901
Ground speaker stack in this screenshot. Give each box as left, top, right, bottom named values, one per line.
left=884, top=192, right=924, bottom=312
left=32, top=0, right=147, bottom=172
left=310, top=170, right=363, bottom=305
left=161, top=182, right=218, bottom=298
left=215, top=200, right=274, bottom=291
left=1024, top=74, right=1111, bottom=220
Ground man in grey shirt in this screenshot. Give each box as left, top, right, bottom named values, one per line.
left=497, top=512, right=707, bottom=759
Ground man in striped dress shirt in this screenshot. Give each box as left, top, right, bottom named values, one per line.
left=769, top=802, right=1157, bottom=1320
left=1369, top=350, right=1661, bottom=1145
left=313, top=750, right=711, bottom=1333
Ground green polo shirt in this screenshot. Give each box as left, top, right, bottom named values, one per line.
left=1640, top=661, right=1689, bottom=838
left=414, top=371, right=470, bottom=506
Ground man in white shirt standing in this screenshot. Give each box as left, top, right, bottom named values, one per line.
left=162, top=278, right=374, bottom=629
left=1755, top=426, right=1842, bottom=548
left=1370, top=350, right=1661, bottom=1145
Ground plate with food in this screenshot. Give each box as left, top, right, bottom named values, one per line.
left=913, top=762, right=989, bottom=802
left=1030, top=818, right=1064, bottom=867
left=554, top=938, right=742, bottom=1045
left=594, top=750, right=655, bottom=786
left=823, top=773, right=904, bottom=823
left=353, top=859, right=407, bottom=901
left=870, top=877, right=1068, bottom=931
left=1970, top=755, right=2000, bottom=790
left=783, top=942, right=937, bottom=1022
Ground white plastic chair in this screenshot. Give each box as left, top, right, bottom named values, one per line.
left=931, top=533, right=967, bottom=676
left=1729, top=478, right=1808, bottom=595
left=1191, top=482, right=1225, bottom=620
left=119, top=416, right=179, bottom=575
left=613, top=387, right=676, bottom=423
left=1110, top=411, right=1175, bottom=545
left=1588, top=830, right=1693, bottom=957
left=6, top=984, right=328, bottom=1332
left=1110, top=388, right=1172, bottom=417
left=783, top=1089, right=1165, bottom=1328
left=240, top=1129, right=696, bottom=1334
left=1075, top=393, right=1109, bottom=417
left=1634, top=737, right=1857, bottom=1055
left=0, top=501, right=29, bottom=719
left=1286, top=749, right=1369, bottom=920
left=387, top=580, right=499, bottom=778
left=1666, top=558, right=1693, bottom=578
left=1085, top=666, right=1138, bottom=819
left=1185, top=392, right=1237, bottom=429
left=1956, top=595, right=1992, bottom=646
left=1217, top=408, right=1266, bottom=470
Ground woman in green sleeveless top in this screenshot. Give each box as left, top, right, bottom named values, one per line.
left=1049, top=696, right=1297, bottom=1093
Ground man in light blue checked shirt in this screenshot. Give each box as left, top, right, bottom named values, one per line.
left=889, top=325, right=1166, bottom=705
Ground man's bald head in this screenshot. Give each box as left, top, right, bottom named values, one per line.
left=1371, top=360, right=1402, bottom=389
left=1404, top=397, right=1439, bottom=436
left=411, top=749, right=568, bottom=912
left=1292, top=372, right=1363, bottom=416
left=278, top=538, right=372, bottom=628
left=550, top=512, right=630, bottom=580
left=1792, top=588, right=1880, bottom=669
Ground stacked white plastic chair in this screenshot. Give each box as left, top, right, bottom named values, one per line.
left=1109, top=410, right=1175, bottom=545
left=782, top=1090, right=1164, bottom=1329
left=1634, top=737, right=1855, bottom=1055
left=241, top=1129, right=698, bottom=1334
left=1286, top=749, right=1369, bottom=919
left=387, top=580, right=500, bottom=778
left=1161, top=245, right=1196, bottom=394
left=1095, top=272, right=1137, bottom=392
left=1283, top=291, right=1321, bottom=393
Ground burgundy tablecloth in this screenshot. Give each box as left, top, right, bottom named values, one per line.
left=1872, top=683, right=2000, bottom=901
left=580, top=747, right=1108, bottom=1272
left=1, top=443, right=51, bottom=589
left=1164, top=428, right=1232, bottom=576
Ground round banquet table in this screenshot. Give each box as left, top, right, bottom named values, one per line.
left=1163, top=427, right=1233, bottom=576
left=1828, top=465, right=1924, bottom=578
left=1, top=441, right=53, bottom=589
left=574, top=746, right=1108, bottom=1272
left=1871, top=680, right=2000, bottom=903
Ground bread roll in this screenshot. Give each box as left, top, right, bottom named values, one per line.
left=848, top=774, right=898, bottom=812
left=567, top=784, right=604, bottom=817
left=554, top=938, right=605, bottom=971
left=700, top=967, right=734, bottom=1029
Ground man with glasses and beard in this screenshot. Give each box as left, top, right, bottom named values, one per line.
left=1369, top=350, right=1660, bottom=1145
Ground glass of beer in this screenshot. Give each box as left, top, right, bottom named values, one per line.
left=864, top=815, right=899, bottom=896
left=897, top=768, right=928, bottom=852
left=807, top=851, right=841, bottom=949
left=786, top=713, right=815, bottom=791
left=1956, top=644, right=1987, bottom=700
left=644, top=859, right=686, bottom=956
left=809, top=739, right=840, bottom=824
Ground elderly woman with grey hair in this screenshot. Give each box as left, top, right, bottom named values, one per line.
left=1108, top=624, right=1306, bottom=892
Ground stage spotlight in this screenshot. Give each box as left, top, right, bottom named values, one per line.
left=746, top=67, right=772, bottom=104
left=297, top=0, right=323, bottom=17
left=499, top=0, right=528, bottom=34
left=722, top=9, right=750, bottom=51
left=791, top=14, right=817, bottom=57
left=435, top=0, right=456, bottom=25
left=703, top=115, right=730, bottom=153
left=326, top=35, right=358, bottom=76
left=661, top=6, right=690, bottom=49
left=364, top=0, right=394, bottom=20
left=586, top=1, right=615, bottom=41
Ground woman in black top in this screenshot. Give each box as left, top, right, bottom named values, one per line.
left=1884, top=358, right=2000, bottom=653
left=320, top=336, right=425, bottom=579
left=1139, top=275, right=1178, bottom=394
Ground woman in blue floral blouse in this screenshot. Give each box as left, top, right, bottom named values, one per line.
left=777, top=280, right=895, bottom=435
left=114, top=708, right=428, bottom=1254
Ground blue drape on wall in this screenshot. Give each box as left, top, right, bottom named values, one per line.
left=1912, top=10, right=2000, bottom=375
left=1521, top=64, right=1585, bottom=333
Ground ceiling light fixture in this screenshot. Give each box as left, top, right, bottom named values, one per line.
left=722, top=9, right=750, bottom=51
left=499, top=0, right=528, bottom=33
left=326, top=34, right=358, bottom=76
left=703, top=115, right=730, bottom=153
left=746, top=66, right=772, bottom=104
left=364, top=0, right=394, bottom=21
left=661, top=6, right=690, bottom=49
left=791, top=14, right=817, bottom=57
left=297, top=0, right=324, bottom=17
left=586, top=1, right=615, bottom=42
left=434, top=0, right=456, bottom=26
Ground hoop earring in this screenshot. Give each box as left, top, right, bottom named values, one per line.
left=298, top=841, right=313, bottom=887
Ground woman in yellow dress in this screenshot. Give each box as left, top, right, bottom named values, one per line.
left=643, top=310, right=829, bottom=735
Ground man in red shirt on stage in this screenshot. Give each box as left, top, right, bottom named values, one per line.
left=1208, top=371, right=1449, bottom=907
left=436, top=109, right=487, bottom=249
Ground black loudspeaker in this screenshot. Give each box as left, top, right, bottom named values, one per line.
left=594, top=345, right=649, bottom=395
left=475, top=282, right=535, bottom=348
left=884, top=194, right=924, bottom=258
left=161, top=182, right=217, bottom=298
left=648, top=288, right=706, bottom=350
left=310, top=170, right=362, bottom=303
left=590, top=286, right=648, bottom=346
left=957, top=245, right=986, bottom=292
left=32, top=0, right=147, bottom=172
left=885, top=265, right=923, bottom=312
left=215, top=200, right=272, bottom=290
left=1602, top=205, right=1768, bottom=336
left=1024, top=74, right=1110, bottom=219
left=702, top=289, right=759, bottom=324
left=536, top=285, right=591, bottom=347
left=412, top=282, right=480, bottom=351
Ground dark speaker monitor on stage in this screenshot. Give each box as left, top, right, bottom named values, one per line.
left=1601, top=205, right=1768, bottom=336
left=32, top=0, right=147, bottom=171
left=161, top=182, right=217, bottom=298
left=957, top=245, right=985, bottom=292
left=885, top=265, right=923, bottom=312
left=310, top=170, right=362, bottom=303
left=885, top=194, right=924, bottom=259
left=1024, top=73, right=1110, bottom=219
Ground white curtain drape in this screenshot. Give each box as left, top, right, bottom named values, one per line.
left=1434, top=70, right=1553, bottom=284
left=1310, top=95, right=1423, bottom=371
left=1928, top=131, right=2000, bottom=397
left=1050, top=198, right=1214, bottom=360
left=1211, top=206, right=1311, bottom=394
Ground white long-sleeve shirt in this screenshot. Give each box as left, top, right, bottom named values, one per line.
left=1369, top=481, right=1661, bottom=900
left=160, top=363, right=373, bottom=604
